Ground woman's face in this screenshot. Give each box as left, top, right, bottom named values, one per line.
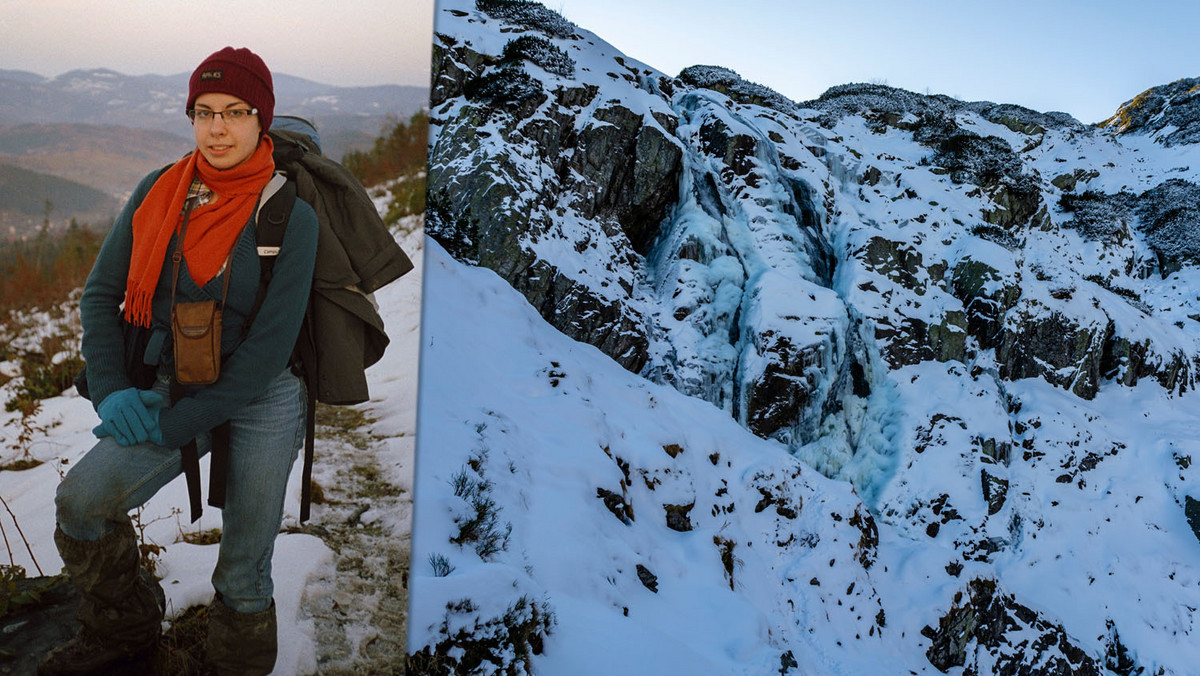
left=191, top=92, right=263, bottom=170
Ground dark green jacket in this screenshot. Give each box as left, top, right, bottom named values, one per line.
left=80, top=169, right=319, bottom=449
left=277, top=136, right=413, bottom=405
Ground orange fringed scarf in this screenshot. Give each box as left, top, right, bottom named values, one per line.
left=124, top=136, right=275, bottom=327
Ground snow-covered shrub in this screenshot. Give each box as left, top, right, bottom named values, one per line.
left=501, top=35, right=575, bottom=78
left=808, top=83, right=1082, bottom=135
left=424, top=187, right=478, bottom=265
left=964, top=101, right=1083, bottom=134
left=1060, top=181, right=1200, bottom=274
left=462, top=63, right=545, bottom=108
left=449, top=462, right=511, bottom=559
left=677, top=65, right=739, bottom=89
left=407, top=595, right=555, bottom=676
left=911, top=113, right=960, bottom=148
left=677, top=64, right=798, bottom=114
left=932, top=132, right=1035, bottom=195
left=427, top=553, right=456, bottom=577
left=806, top=82, right=961, bottom=128
left=1059, top=189, right=1137, bottom=244
left=1135, top=178, right=1200, bottom=272
left=475, top=0, right=576, bottom=39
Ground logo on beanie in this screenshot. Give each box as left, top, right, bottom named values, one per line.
left=199, top=69, right=223, bottom=81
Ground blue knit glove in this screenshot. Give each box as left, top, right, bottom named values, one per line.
left=93, top=389, right=165, bottom=446
left=142, top=391, right=166, bottom=446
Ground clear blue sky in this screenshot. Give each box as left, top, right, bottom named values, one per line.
left=0, top=0, right=434, bottom=87
left=557, top=0, right=1200, bottom=124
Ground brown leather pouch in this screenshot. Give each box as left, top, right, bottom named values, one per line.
left=172, top=300, right=222, bottom=385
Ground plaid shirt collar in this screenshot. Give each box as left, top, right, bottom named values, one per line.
left=186, top=177, right=214, bottom=208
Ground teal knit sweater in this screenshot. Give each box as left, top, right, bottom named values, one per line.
left=80, top=169, right=319, bottom=449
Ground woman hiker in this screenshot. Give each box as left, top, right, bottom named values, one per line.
left=40, top=46, right=319, bottom=676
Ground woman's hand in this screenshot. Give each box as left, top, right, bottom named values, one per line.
left=92, top=389, right=166, bottom=446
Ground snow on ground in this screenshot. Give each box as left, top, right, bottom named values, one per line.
left=0, top=220, right=422, bottom=674
left=411, top=226, right=1200, bottom=675
left=412, top=240, right=934, bottom=675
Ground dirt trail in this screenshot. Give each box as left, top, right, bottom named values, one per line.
left=296, top=405, right=411, bottom=675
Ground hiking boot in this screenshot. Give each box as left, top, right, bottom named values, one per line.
left=37, top=629, right=155, bottom=676
left=38, top=521, right=163, bottom=676
left=204, top=597, right=278, bottom=675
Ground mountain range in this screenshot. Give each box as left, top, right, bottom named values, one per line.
left=0, top=68, right=426, bottom=135
left=0, top=68, right=427, bottom=238
left=411, top=1, right=1200, bottom=674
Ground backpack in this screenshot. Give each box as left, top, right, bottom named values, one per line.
left=187, top=115, right=413, bottom=523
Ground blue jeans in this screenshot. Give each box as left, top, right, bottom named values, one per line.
left=56, top=368, right=306, bottom=614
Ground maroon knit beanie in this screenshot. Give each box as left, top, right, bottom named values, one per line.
left=187, top=47, right=275, bottom=131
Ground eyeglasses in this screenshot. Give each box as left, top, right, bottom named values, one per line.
left=186, top=108, right=258, bottom=124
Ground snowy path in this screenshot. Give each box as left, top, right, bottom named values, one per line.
left=297, top=409, right=412, bottom=674
left=296, top=225, right=422, bottom=674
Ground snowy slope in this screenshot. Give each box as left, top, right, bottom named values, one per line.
left=415, top=1, right=1200, bottom=674
left=414, top=240, right=927, bottom=675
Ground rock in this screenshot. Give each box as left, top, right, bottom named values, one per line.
left=572, top=103, right=682, bottom=253
left=848, top=507, right=879, bottom=570
left=996, top=303, right=1193, bottom=398
left=1103, top=76, right=1200, bottom=146
left=427, top=40, right=680, bottom=374
left=0, top=575, right=77, bottom=675
left=981, top=470, right=1009, bottom=516
left=1103, top=620, right=1141, bottom=676
left=997, top=307, right=1108, bottom=399
left=1051, top=173, right=1075, bottom=192
left=1185, top=496, right=1200, bottom=544
left=505, top=259, right=651, bottom=373
left=925, top=578, right=1101, bottom=676
left=980, top=185, right=1043, bottom=234
left=873, top=312, right=967, bottom=368
left=742, top=330, right=825, bottom=439
left=430, top=38, right=495, bottom=107
left=635, top=564, right=658, bottom=593
left=976, top=436, right=1012, bottom=465
left=664, top=502, right=694, bottom=532
left=861, top=237, right=929, bottom=295
left=948, top=258, right=1021, bottom=351
left=1101, top=331, right=1192, bottom=393
left=597, top=487, right=633, bottom=525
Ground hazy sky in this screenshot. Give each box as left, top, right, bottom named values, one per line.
left=0, top=0, right=434, bottom=87
left=6, top=1, right=1196, bottom=121
left=555, top=0, right=1200, bottom=124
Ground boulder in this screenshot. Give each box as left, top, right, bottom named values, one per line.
left=0, top=575, right=77, bottom=675
left=923, top=578, right=1101, bottom=676
left=997, top=307, right=1107, bottom=399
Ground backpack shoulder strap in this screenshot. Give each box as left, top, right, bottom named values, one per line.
left=251, top=171, right=318, bottom=522
left=243, top=174, right=298, bottom=334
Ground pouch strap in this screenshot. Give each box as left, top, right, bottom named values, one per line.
left=170, top=197, right=237, bottom=312
left=170, top=197, right=236, bottom=522
left=171, top=378, right=204, bottom=523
